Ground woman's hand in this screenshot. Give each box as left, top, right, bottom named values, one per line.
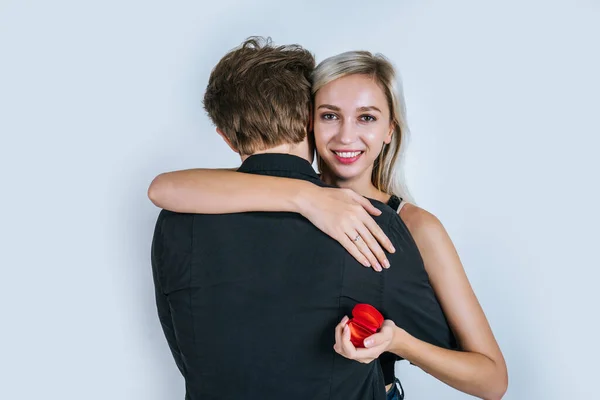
left=295, top=187, right=395, bottom=271
left=333, top=316, right=400, bottom=364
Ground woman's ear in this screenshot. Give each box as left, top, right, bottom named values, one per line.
left=216, top=128, right=239, bottom=154
left=384, top=124, right=394, bottom=145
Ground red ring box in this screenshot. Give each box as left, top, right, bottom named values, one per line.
left=347, top=303, right=384, bottom=348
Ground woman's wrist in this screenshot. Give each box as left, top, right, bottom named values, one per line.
left=390, top=326, right=412, bottom=358
left=290, top=181, right=319, bottom=215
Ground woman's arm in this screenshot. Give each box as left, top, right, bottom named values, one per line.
left=398, top=207, right=507, bottom=398
left=149, top=168, right=314, bottom=214
left=334, top=207, right=508, bottom=399
left=148, top=169, right=395, bottom=270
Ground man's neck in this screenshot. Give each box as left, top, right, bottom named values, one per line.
left=240, top=141, right=313, bottom=164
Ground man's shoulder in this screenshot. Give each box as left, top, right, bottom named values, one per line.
left=154, top=209, right=196, bottom=237
left=367, top=198, right=398, bottom=230
left=156, top=208, right=195, bottom=221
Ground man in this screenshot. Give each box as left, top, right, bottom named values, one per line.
left=150, top=38, right=455, bottom=399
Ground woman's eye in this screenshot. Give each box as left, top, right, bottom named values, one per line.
left=360, top=115, right=376, bottom=122
left=321, top=113, right=337, bottom=120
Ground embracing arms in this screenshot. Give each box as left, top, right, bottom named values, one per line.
left=148, top=168, right=395, bottom=270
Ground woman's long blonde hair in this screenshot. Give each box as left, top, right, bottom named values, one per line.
left=312, top=51, right=413, bottom=202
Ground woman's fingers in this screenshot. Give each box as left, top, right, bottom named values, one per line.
left=333, top=316, right=381, bottom=364
left=355, top=194, right=382, bottom=216
left=339, top=235, right=371, bottom=267
left=354, top=224, right=390, bottom=270
left=359, top=208, right=395, bottom=254
left=363, top=331, right=386, bottom=348
left=351, top=194, right=395, bottom=254
left=348, top=230, right=382, bottom=272
left=334, top=316, right=349, bottom=353
left=340, top=324, right=356, bottom=356
left=349, top=347, right=381, bottom=364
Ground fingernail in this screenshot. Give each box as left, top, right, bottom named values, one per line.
left=383, top=259, right=390, bottom=269
left=364, top=338, right=373, bottom=347
left=375, top=262, right=382, bottom=271
left=390, top=245, right=396, bottom=253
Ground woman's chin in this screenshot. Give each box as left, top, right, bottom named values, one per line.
left=328, top=165, right=366, bottom=183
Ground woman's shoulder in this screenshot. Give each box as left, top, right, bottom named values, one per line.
left=399, top=203, right=447, bottom=242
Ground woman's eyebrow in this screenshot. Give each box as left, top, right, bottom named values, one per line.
left=317, top=104, right=382, bottom=113
left=357, top=106, right=382, bottom=113
left=317, top=104, right=340, bottom=111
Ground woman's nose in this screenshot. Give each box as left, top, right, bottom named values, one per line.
left=337, top=120, right=357, bottom=145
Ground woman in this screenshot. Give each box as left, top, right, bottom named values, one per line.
left=149, top=51, right=508, bottom=399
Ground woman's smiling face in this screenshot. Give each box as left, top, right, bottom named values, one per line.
left=314, top=74, right=393, bottom=186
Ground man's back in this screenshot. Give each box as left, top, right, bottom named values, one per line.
left=151, top=154, right=454, bottom=400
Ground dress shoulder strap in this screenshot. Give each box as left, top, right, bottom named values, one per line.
left=397, top=199, right=407, bottom=213
left=386, top=194, right=408, bottom=214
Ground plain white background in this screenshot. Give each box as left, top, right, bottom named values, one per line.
left=1, top=0, right=598, bottom=399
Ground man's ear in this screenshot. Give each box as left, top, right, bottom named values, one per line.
left=216, top=128, right=239, bottom=154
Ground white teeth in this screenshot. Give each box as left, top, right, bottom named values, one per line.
left=334, top=151, right=362, bottom=158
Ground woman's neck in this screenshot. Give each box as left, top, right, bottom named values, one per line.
left=321, top=170, right=390, bottom=203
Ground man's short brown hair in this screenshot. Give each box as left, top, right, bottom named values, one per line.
left=203, top=37, right=315, bottom=155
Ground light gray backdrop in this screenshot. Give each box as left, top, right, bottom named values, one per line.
left=1, top=0, right=598, bottom=399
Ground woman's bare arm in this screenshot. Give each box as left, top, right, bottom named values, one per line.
left=148, top=168, right=396, bottom=270
left=393, top=206, right=507, bottom=398
left=149, top=168, right=312, bottom=214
